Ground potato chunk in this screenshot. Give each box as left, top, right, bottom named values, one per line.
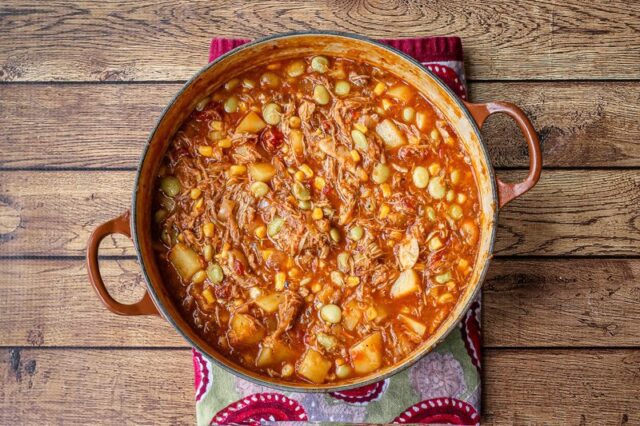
left=228, top=313, right=265, bottom=347
left=390, top=269, right=421, bottom=299
left=255, top=293, right=283, bottom=314
left=399, top=314, right=427, bottom=337
left=349, top=332, right=383, bottom=375
left=256, top=340, right=296, bottom=367
left=248, top=163, right=277, bottom=182
left=297, top=348, right=332, bottom=383
left=386, top=85, right=413, bottom=102
left=376, top=119, right=406, bottom=149
left=168, top=243, right=202, bottom=281
left=236, top=111, right=267, bottom=133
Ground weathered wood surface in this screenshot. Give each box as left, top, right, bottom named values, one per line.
left=1, top=1, right=639, bottom=82
left=1, top=348, right=637, bottom=424
left=2, top=82, right=639, bottom=170
left=1, top=258, right=639, bottom=348
left=1, top=170, right=638, bottom=257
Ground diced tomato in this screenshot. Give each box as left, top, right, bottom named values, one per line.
left=214, top=285, right=231, bottom=299
left=233, top=259, right=245, bottom=276
left=260, top=126, right=284, bottom=153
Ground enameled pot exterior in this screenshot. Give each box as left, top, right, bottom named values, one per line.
left=87, top=32, right=541, bottom=392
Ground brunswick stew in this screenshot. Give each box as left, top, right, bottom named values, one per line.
left=153, top=55, right=481, bottom=384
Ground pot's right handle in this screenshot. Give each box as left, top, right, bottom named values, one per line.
left=86, top=210, right=159, bottom=316
left=464, top=101, right=542, bottom=208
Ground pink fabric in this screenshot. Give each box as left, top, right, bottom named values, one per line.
left=194, top=35, right=479, bottom=426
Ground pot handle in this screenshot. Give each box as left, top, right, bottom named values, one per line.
left=86, top=210, right=159, bottom=316
left=464, top=101, right=542, bottom=207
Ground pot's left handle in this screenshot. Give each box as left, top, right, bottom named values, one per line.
left=464, top=101, right=542, bottom=207
left=86, top=210, right=159, bottom=316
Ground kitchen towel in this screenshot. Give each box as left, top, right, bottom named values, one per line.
left=193, top=36, right=481, bottom=426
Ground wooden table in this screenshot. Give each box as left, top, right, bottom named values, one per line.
left=1, top=1, right=639, bottom=424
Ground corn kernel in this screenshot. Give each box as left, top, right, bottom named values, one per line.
left=350, top=150, right=361, bottom=163
left=289, top=116, right=301, bottom=128
left=194, top=197, right=204, bottom=209
left=438, top=293, right=455, bottom=304
left=353, top=123, right=368, bottom=134
left=275, top=272, right=287, bottom=291
left=450, top=169, right=461, bottom=185
left=311, top=282, right=322, bottom=293
left=203, top=244, right=213, bottom=261
left=313, top=177, right=326, bottom=190
left=255, top=225, right=267, bottom=238
left=261, top=249, right=274, bottom=260
left=457, top=193, right=467, bottom=204
left=294, top=170, right=305, bottom=181
left=373, top=82, right=386, bottom=95
left=229, top=165, right=247, bottom=176
left=198, top=145, right=213, bottom=157
left=312, top=207, right=323, bottom=220
left=288, top=268, right=301, bottom=279
left=429, top=236, right=443, bottom=251
left=190, top=188, right=202, bottom=200
left=428, top=163, right=441, bottom=176
left=299, top=164, right=314, bottom=178
left=346, top=276, right=360, bottom=287
left=192, top=270, right=207, bottom=284
left=446, top=189, right=455, bottom=202
left=365, top=306, right=377, bottom=320
left=218, top=138, right=232, bottom=148
left=202, top=222, right=214, bottom=237
left=211, top=121, right=224, bottom=131
left=202, top=287, right=216, bottom=304
left=356, top=167, right=368, bottom=182
left=430, top=128, right=441, bottom=142
left=379, top=204, right=390, bottom=219
left=381, top=98, right=393, bottom=110
left=380, top=183, right=392, bottom=198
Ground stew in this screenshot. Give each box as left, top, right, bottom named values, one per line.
left=152, top=55, right=481, bottom=384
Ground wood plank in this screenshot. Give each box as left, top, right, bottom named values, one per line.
left=0, top=170, right=638, bottom=257
left=483, top=259, right=640, bottom=347
left=0, top=348, right=637, bottom=424
left=1, top=258, right=638, bottom=348
left=2, top=82, right=639, bottom=169
left=0, top=348, right=194, bottom=424
left=1, top=1, right=639, bottom=81
left=0, top=258, right=183, bottom=347
left=483, top=349, right=640, bottom=424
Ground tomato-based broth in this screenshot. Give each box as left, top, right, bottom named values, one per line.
left=152, top=55, right=481, bottom=384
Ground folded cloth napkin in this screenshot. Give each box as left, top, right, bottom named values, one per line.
left=193, top=36, right=481, bottom=426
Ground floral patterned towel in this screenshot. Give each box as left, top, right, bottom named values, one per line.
left=193, top=36, right=481, bottom=426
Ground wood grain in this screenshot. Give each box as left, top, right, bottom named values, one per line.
left=0, top=170, right=638, bottom=257
left=483, top=259, right=640, bottom=347
left=2, top=82, right=639, bottom=170
left=1, top=348, right=637, bottom=424
left=483, top=349, right=640, bottom=424
left=1, top=1, right=639, bottom=82
left=0, top=348, right=194, bottom=424
left=1, top=258, right=639, bottom=348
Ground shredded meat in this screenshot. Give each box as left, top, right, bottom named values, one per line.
left=272, top=291, right=304, bottom=340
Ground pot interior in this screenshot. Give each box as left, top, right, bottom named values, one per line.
left=133, top=32, right=497, bottom=391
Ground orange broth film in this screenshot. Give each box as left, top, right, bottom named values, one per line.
left=152, top=55, right=482, bottom=385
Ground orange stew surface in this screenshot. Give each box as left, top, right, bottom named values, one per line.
left=153, top=55, right=481, bottom=384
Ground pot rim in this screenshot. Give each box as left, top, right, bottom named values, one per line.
left=130, top=30, right=498, bottom=392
